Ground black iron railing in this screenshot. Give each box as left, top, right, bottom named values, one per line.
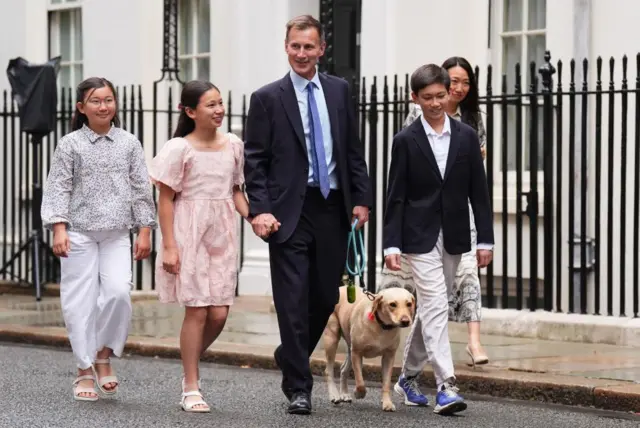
left=1, top=50, right=639, bottom=317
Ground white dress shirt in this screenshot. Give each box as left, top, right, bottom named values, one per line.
left=289, top=69, right=339, bottom=189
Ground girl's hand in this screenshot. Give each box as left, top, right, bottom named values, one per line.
left=481, top=146, right=487, bottom=160
left=134, top=231, right=151, bottom=260
left=52, top=226, right=70, bottom=258
left=162, top=246, right=180, bottom=274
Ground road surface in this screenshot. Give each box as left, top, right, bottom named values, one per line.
left=0, top=343, right=637, bottom=428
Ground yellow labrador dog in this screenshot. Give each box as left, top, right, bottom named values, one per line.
left=322, top=284, right=415, bottom=412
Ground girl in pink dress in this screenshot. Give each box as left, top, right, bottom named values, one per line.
left=149, top=80, right=249, bottom=413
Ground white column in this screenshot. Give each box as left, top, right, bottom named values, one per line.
left=571, top=0, right=591, bottom=312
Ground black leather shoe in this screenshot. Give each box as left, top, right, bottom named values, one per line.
left=274, top=348, right=293, bottom=401
left=287, top=392, right=311, bottom=415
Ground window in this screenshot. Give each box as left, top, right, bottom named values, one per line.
left=48, top=0, right=83, bottom=90
left=500, top=0, right=546, bottom=171
left=178, top=0, right=211, bottom=82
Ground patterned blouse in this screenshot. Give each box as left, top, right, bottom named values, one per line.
left=41, top=124, right=157, bottom=233
left=402, top=103, right=487, bottom=147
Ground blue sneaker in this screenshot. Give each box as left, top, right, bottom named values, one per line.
left=433, top=383, right=467, bottom=415
left=393, top=374, right=429, bottom=406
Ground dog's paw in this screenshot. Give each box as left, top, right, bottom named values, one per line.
left=382, top=400, right=396, bottom=412
left=354, top=385, right=367, bottom=399
left=339, top=393, right=352, bottom=403
left=329, top=391, right=342, bottom=404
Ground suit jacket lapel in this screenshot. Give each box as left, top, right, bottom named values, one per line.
left=411, top=120, right=441, bottom=180
left=279, top=74, right=307, bottom=155
left=442, top=117, right=460, bottom=183
left=318, top=73, right=340, bottom=155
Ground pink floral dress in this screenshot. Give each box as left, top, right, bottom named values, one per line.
left=149, top=133, right=244, bottom=307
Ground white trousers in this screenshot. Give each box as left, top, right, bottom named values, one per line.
left=402, top=231, right=461, bottom=387
left=60, top=229, right=133, bottom=369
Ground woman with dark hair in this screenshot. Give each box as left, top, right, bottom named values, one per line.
left=382, top=56, right=489, bottom=380
left=403, top=56, right=486, bottom=154
left=150, top=80, right=250, bottom=412
left=41, top=77, right=156, bottom=401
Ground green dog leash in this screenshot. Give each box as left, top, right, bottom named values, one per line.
left=345, top=218, right=366, bottom=303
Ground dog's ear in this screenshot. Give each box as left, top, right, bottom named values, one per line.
left=404, top=283, right=416, bottom=297
left=409, top=295, right=416, bottom=319
left=371, top=294, right=383, bottom=314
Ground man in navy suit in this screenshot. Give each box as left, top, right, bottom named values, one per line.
left=383, top=64, right=494, bottom=415
left=244, top=15, right=371, bottom=415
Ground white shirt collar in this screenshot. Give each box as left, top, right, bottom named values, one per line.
left=420, top=114, right=451, bottom=138
left=289, top=68, right=322, bottom=93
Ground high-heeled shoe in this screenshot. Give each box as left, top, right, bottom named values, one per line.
left=466, top=345, right=489, bottom=368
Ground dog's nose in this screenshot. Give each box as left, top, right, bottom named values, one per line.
left=400, top=317, right=411, bottom=327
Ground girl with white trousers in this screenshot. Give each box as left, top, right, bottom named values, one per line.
left=41, top=77, right=156, bottom=401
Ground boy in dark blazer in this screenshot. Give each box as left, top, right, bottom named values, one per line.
left=383, top=64, right=494, bottom=415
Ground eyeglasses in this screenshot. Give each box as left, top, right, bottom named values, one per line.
left=85, top=98, right=116, bottom=107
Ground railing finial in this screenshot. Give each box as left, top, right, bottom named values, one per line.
left=538, top=50, right=556, bottom=92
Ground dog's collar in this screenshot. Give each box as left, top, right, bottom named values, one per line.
left=368, top=311, right=396, bottom=330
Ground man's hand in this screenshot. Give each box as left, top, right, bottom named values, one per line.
left=481, top=146, right=487, bottom=160
left=476, top=249, right=493, bottom=268
left=352, top=206, right=369, bottom=229
left=385, top=254, right=401, bottom=271
left=251, top=213, right=281, bottom=239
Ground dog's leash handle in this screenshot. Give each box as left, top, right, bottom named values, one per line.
left=347, top=276, right=356, bottom=303
left=345, top=218, right=366, bottom=304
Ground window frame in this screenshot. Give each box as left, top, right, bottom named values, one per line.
left=177, top=0, right=211, bottom=82
left=48, top=0, right=83, bottom=90
left=489, top=0, right=548, bottom=204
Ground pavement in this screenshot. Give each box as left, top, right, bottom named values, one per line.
left=1, top=343, right=639, bottom=428
left=1, top=283, right=640, bottom=415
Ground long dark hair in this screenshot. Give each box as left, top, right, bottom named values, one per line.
left=173, top=80, right=220, bottom=138
left=441, top=56, right=481, bottom=132
left=70, top=77, right=120, bottom=131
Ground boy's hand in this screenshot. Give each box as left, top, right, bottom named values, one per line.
left=385, top=254, right=401, bottom=271
left=476, top=249, right=493, bottom=268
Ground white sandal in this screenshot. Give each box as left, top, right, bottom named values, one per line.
left=93, top=358, right=119, bottom=395
left=182, top=376, right=202, bottom=391
left=72, top=375, right=98, bottom=402
left=180, top=390, right=210, bottom=413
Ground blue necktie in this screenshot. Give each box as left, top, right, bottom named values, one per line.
left=307, top=82, right=330, bottom=199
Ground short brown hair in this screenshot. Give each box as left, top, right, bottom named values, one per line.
left=285, top=15, right=324, bottom=42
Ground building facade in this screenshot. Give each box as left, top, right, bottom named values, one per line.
left=0, top=0, right=639, bottom=316
left=2, top=1, right=637, bottom=94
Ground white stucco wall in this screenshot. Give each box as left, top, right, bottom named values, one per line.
left=1, top=0, right=639, bottom=315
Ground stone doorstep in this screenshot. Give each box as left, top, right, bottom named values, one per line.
left=0, top=282, right=61, bottom=298
left=479, top=309, right=640, bottom=348
left=0, top=282, right=158, bottom=304
left=270, top=300, right=640, bottom=348
left=0, top=324, right=638, bottom=413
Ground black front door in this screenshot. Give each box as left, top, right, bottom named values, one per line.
left=319, top=0, right=361, bottom=87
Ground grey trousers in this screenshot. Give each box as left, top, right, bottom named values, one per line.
left=401, top=231, right=461, bottom=387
